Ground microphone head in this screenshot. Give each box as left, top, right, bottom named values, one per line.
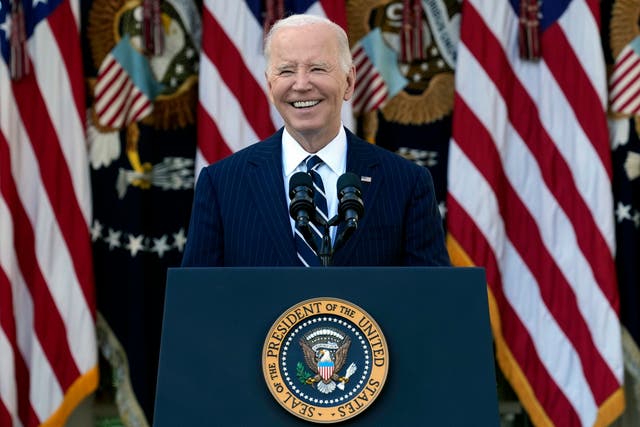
left=289, top=172, right=314, bottom=200
left=337, top=172, right=361, bottom=194
left=289, top=171, right=315, bottom=222
left=337, top=172, right=364, bottom=218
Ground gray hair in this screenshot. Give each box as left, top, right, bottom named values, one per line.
left=264, top=14, right=353, bottom=74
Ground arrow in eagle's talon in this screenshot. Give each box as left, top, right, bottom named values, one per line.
left=337, top=363, right=357, bottom=390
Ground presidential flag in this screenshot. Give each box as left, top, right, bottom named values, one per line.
left=84, top=0, right=200, bottom=422
left=610, top=117, right=640, bottom=355
left=196, top=0, right=352, bottom=175
left=447, top=0, right=624, bottom=425
left=0, top=0, right=98, bottom=425
left=606, top=3, right=640, bottom=422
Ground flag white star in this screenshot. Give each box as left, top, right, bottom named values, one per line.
left=615, top=202, right=632, bottom=223
left=173, top=228, right=187, bottom=252
left=33, top=0, right=48, bottom=8
left=609, top=117, right=630, bottom=150
left=91, top=220, right=104, bottom=242
left=438, top=201, right=447, bottom=219
left=633, top=210, right=640, bottom=229
left=0, top=16, right=11, bottom=41
left=126, top=234, right=145, bottom=257
left=106, top=229, right=122, bottom=249
left=151, top=235, right=171, bottom=258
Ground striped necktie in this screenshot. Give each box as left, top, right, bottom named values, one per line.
left=295, top=155, right=328, bottom=266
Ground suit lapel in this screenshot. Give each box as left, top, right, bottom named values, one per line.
left=246, top=130, right=298, bottom=263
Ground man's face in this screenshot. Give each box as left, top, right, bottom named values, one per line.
left=266, top=23, right=355, bottom=151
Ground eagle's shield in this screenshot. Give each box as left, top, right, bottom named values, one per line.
left=318, top=359, right=334, bottom=382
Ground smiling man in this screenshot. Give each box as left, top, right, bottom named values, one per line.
left=181, top=14, right=450, bottom=267
left=264, top=16, right=355, bottom=153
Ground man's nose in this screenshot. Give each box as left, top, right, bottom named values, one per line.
left=292, top=71, right=312, bottom=90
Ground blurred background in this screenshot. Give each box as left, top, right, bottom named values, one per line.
left=2, top=1, right=639, bottom=426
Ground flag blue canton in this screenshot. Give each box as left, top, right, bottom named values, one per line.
left=0, top=0, right=63, bottom=62
left=612, top=118, right=640, bottom=344
left=245, top=0, right=318, bottom=24
left=508, top=0, right=570, bottom=30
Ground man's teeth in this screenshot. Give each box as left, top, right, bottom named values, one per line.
left=292, top=100, right=320, bottom=108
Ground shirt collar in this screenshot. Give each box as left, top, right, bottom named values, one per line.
left=282, top=127, right=347, bottom=176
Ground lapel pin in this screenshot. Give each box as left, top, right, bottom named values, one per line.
left=361, top=176, right=372, bottom=183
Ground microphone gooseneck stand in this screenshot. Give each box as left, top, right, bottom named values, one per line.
left=313, top=172, right=364, bottom=266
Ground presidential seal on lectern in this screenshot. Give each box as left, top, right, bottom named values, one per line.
left=262, top=297, right=389, bottom=423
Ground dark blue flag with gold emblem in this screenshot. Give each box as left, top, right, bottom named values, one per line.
left=346, top=0, right=460, bottom=222
left=81, top=0, right=200, bottom=423
left=610, top=117, right=640, bottom=347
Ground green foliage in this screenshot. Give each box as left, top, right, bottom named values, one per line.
left=296, top=362, right=312, bottom=384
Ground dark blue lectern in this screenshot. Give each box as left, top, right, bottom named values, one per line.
left=154, top=267, right=499, bottom=426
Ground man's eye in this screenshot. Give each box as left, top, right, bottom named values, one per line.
left=279, top=70, right=293, bottom=75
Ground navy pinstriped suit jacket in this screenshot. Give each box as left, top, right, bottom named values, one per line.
left=181, top=128, right=450, bottom=267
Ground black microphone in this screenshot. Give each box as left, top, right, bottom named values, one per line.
left=289, top=172, right=315, bottom=243
left=337, top=172, right=364, bottom=229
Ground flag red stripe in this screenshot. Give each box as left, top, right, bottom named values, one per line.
left=0, top=400, right=10, bottom=427
left=353, top=71, right=378, bottom=108
left=609, top=49, right=636, bottom=89
left=611, top=66, right=640, bottom=104
left=96, top=68, right=130, bottom=117
left=319, top=0, right=347, bottom=30
left=352, top=46, right=366, bottom=66
left=463, top=5, right=618, bottom=310
left=26, top=407, right=39, bottom=427
left=585, top=0, right=600, bottom=27
left=197, top=105, right=233, bottom=162
left=97, top=57, right=117, bottom=80
left=128, top=97, right=153, bottom=124
left=616, top=87, right=640, bottom=113
left=447, top=198, right=582, bottom=426
left=201, top=7, right=275, bottom=140
left=453, top=96, right=619, bottom=402
left=47, top=1, right=85, bottom=118
left=359, top=79, right=387, bottom=113
left=0, top=137, right=80, bottom=391
left=95, top=61, right=121, bottom=100
left=542, top=25, right=611, bottom=177
left=106, top=80, right=135, bottom=127
left=354, top=60, right=374, bottom=89
left=0, top=266, right=33, bottom=427
left=10, top=75, right=96, bottom=318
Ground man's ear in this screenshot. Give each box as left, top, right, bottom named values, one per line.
left=265, top=72, right=275, bottom=103
left=343, top=65, right=356, bottom=101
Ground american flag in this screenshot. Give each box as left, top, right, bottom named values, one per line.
left=609, top=36, right=640, bottom=116
left=351, top=39, right=388, bottom=115
left=196, top=0, right=352, bottom=175
left=447, top=0, right=624, bottom=425
left=351, top=28, right=407, bottom=116
left=0, top=0, right=97, bottom=425
left=93, top=34, right=163, bottom=129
